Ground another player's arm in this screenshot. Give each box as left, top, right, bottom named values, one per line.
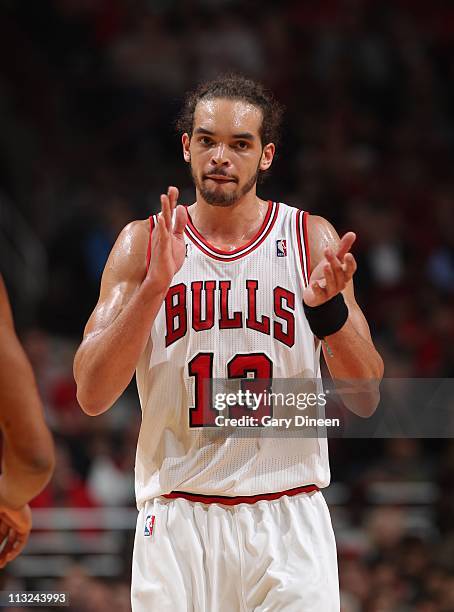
left=0, top=277, right=55, bottom=568
left=0, top=277, right=55, bottom=509
left=305, top=215, right=384, bottom=417
left=74, top=187, right=187, bottom=416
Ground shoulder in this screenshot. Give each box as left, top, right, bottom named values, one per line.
left=116, top=219, right=151, bottom=247
left=278, top=205, right=343, bottom=271
left=283, top=205, right=340, bottom=249
left=279, top=203, right=335, bottom=234
left=113, top=218, right=151, bottom=253
left=102, top=218, right=151, bottom=283
left=306, top=214, right=341, bottom=273
left=306, top=214, right=340, bottom=244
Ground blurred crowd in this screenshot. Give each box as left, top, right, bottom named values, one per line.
left=1, top=0, right=454, bottom=610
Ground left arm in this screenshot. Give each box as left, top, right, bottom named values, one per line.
left=304, top=215, right=384, bottom=416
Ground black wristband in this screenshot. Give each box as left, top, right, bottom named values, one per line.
left=303, top=293, right=349, bottom=339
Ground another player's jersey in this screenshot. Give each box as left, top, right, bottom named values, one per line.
left=135, top=201, right=330, bottom=509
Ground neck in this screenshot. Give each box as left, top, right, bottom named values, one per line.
left=188, top=190, right=269, bottom=251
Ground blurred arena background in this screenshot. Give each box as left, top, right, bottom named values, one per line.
left=0, top=1, right=454, bottom=610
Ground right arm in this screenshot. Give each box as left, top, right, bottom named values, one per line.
left=74, top=187, right=187, bottom=416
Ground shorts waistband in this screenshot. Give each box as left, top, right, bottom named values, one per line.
left=161, top=484, right=319, bottom=506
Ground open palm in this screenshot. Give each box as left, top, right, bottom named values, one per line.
left=147, top=186, right=188, bottom=293
left=303, top=232, right=357, bottom=307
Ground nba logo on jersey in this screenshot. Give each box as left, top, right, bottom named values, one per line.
left=144, top=514, right=155, bottom=537
left=276, top=239, right=287, bottom=257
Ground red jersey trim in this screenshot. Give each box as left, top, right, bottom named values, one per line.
left=162, top=484, right=319, bottom=506
left=303, top=210, right=311, bottom=280
left=295, top=210, right=310, bottom=287
left=146, top=215, right=156, bottom=272
left=185, top=201, right=279, bottom=261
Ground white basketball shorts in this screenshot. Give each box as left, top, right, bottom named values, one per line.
left=131, top=488, right=339, bottom=611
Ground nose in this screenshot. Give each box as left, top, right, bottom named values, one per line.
left=210, top=143, right=230, bottom=167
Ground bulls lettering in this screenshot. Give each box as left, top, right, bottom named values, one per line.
left=165, top=280, right=295, bottom=347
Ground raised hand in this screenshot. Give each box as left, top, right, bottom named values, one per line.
left=0, top=503, right=32, bottom=568
left=303, top=232, right=357, bottom=307
left=146, top=186, right=188, bottom=293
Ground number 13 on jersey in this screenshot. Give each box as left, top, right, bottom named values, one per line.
left=188, top=352, right=274, bottom=427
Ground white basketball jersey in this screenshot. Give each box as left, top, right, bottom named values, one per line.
left=134, top=201, right=330, bottom=510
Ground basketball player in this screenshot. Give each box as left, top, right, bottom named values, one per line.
left=0, top=276, right=55, bottom=568
left=74, top=76, right=384, bottom=611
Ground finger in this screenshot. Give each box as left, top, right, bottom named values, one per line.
left=173, top=205, right=188, bottom=236
left=148, top=215, right=161, bottom=259
left=0, top=532, right=8, bottom=556
left=158, top=215, right=173, bottom=256
left=0, top=527, right=17, bottom=563
left=323, top=263, right=340, bottom=295
left=167, top=186, right=179, bottom=213
left=156, top=214, right=169, bottom=246
left=160, top=194, right=172, bottom=232
left=325, top=249, right=345, bottom=287
left=336, top=232, right=356, bottom=261
left=0, top=518, right=9, bottom=541
left=161, top=194, right=172, bottom=232
left=342, top=253, right=357, bottom=279
left=4, top=533, right=28, bottom=565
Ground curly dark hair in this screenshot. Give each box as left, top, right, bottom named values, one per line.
left=175, top=74, right=284, bottom=148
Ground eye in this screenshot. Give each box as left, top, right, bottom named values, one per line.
left=199, top=136, right=213, bottom=146
left=235, top=141, right=249, bottom=150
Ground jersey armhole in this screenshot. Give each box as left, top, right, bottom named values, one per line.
left=295, top=209, right=311, bottom=288
left=146, top=215, right=156, bottom=272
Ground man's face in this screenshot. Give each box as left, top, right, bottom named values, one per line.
left=182, top=98, right=274, bottom=207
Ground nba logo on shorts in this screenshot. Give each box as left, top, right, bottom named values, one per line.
left=144, top=514, right=155, bottom=537
left=276, top=239, right=287, bottom=257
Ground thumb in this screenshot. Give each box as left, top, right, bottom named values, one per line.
left=173, top=205, right=188, bottom=236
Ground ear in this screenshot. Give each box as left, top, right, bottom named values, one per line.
left=259, top=143, right=275, bottom=171
left=182, top=133, right=191, bottom=163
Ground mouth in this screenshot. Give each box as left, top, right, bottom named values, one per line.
left=204, top=175, right=237, bottom=184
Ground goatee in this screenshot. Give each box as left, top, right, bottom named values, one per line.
left=191, top=167, right=260, bottom=207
